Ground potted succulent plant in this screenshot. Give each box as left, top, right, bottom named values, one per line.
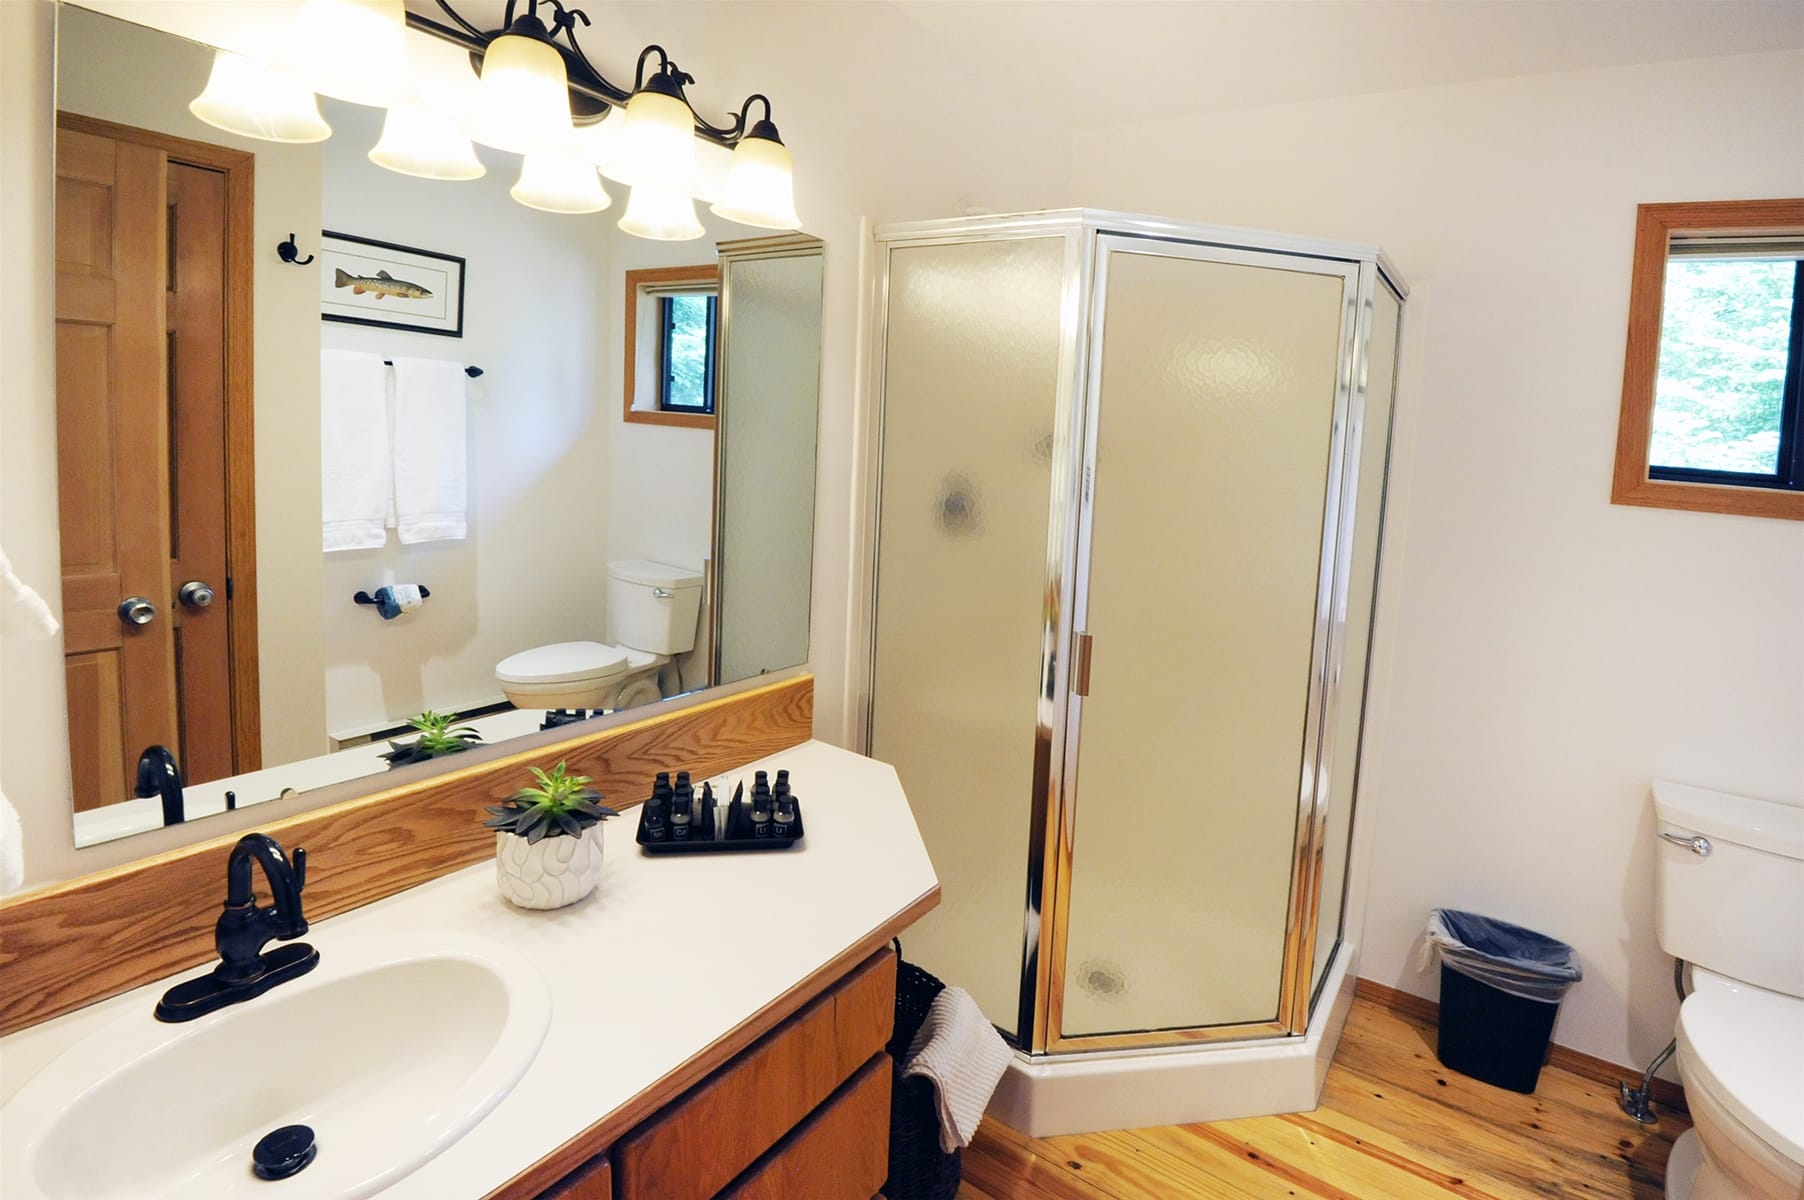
left=483, top=762, right=618, bottom=910
left=382, top=710, right=483, bottom=769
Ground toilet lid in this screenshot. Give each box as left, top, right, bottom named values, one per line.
left=1678, top=981, right=1804, bottom=1163
left=496, top=641, right=628, bottom=685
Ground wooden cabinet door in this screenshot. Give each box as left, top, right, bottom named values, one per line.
left=55, top=126, right=176, bottom=808
left=716, top=1055, right=891, bottom=1200
left=165, top=160, right=235, bottom=785
left=55, top=115, right=254, bottom=812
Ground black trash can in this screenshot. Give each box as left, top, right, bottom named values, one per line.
left=1425, top=909, right=1582, bottom=1094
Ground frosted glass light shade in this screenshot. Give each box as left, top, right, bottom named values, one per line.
left=511, top=155, right=610, bottom=214
left=618, top=184, right=704, bottom=241
left=190, top=50, right=331, bottom=144
left=473, top=31, right=572, bottom=156
left=711, top=133, right=801, bottom=230
left=574, top=116, right=622, bottom=172
left=370, top=107, right=485, bottom=180
left=614, top=87, right=696, bottom=190
left=289, top=0, right=407, bottom=108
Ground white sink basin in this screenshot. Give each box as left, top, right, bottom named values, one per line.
left=1, top=932, right=551, bottom=1200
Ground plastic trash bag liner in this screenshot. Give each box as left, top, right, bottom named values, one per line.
left=1422, top=909, right=1582, bottom=1004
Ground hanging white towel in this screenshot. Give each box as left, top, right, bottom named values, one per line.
left=903, top=986, right=1012, bottom=1152
left=0, top=788, right=23, bottom=895
left=390, top=357, right=468, bottom=544
left=1, top=550, right=58, bottom=640
left=320, top=349, right=392, bottom=551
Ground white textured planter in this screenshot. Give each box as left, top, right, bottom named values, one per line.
left=495, top=824, right=605, bottom=910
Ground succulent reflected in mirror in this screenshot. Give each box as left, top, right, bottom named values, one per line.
left=483, top=761, right=618, bottom=843
left=381, top=710, right=483, bottom=768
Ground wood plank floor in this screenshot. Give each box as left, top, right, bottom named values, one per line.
left=956, top=997, right=1688, bottom=1200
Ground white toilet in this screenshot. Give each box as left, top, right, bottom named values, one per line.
left=495, top=560, right=704, bottom=714
left=1652, top=780, right=1804, bottom=1200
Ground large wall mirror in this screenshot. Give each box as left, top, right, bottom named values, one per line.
left=33, top=2, right=823, bottom=849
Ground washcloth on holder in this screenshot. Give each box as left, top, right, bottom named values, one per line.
left=902, top=985, right=1012, bottom=1152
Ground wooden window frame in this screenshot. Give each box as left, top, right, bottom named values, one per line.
left=1611, top=198, right=1804, bottom=521
left=623, top=264, right=718, bottom=430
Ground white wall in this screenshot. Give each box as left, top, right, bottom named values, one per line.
left=317, top=100, right=613, bottom=736
left=1071, top=49, right=1804, bottom=1071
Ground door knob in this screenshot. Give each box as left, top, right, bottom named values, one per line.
left=179, top=580, right=216, bottom=609
left=118, top=597, right=157, bottom=626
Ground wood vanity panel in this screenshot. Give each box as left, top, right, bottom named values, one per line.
left=483, top=914, right=932, bottom=1200
left=831, top=948, right=898, bottom=1080
left=612, top=945, right=895, bottom=1200
left=0, top=675, right=812, bottom=1037
left=536, top=1154, right=611, bottom=1200
left=715, top=1055, right=891, bottom=1200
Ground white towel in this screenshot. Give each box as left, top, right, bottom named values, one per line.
left=320, top=349, right=392, bottom=551
left=390, top=357, right=468, bottom=544
left=1, top=550, right=58, bottom=640
left=0, top=789, right=23, bottom=894
left=903, top=986, right=1012, bottom=1152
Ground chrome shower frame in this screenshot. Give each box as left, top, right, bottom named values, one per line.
left=864, top=209, right=1408, bottom=1056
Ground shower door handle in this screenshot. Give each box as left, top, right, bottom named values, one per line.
left=1072, top=631, right=1094, bottom=696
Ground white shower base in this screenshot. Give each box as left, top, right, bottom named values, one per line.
left=987, top=943, right=1360, bottom=1137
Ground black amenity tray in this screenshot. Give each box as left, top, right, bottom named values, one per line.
left=634, top=794, right=805, bottom=854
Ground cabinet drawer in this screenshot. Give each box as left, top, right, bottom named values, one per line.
left=538, top=1153, right=610, bottom=1199
left=613, top=947, right=895, bottom=1200
left=718, top=1054, right=891, bottom=1200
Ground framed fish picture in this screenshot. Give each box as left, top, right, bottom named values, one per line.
left=319, top=231, right=466, bottom=338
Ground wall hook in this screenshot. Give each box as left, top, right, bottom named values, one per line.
left=277, top=234, right=315, bottom=266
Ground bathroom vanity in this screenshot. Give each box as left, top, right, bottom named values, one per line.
left=0, top=740, right=940, bottom=1199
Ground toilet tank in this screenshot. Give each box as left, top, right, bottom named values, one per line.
left=1653, top=780, right=1804, bottom=997
left=606, top=560, right=704, bottom=655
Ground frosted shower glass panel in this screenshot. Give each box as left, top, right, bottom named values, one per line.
left=1311, top=281, right=1400, bottom=998
left=716, top=250, right=824, bottom=684
left=1061, top=249, right=1347, bottom=1037
left=869, top=236, right=1068, bottom=1039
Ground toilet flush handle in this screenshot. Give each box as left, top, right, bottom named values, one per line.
left=1658, top=831, right=1711, bottom=856
left=653, top=588, right=673, bottom=599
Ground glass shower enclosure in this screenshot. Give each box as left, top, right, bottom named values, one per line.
left=866, top=210, right=1404, bottom=1058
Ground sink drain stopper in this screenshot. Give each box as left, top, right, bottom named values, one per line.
left=252, top=1124, right=317, bottom=1181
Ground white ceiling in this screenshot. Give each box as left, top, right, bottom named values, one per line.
left=886, top=0, right=1804, bottom=129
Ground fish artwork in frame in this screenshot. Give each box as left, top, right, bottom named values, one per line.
left=319, top=230, right=466, bottom=338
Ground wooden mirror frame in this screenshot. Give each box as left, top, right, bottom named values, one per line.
left=1611, top=198, right=1804, bottom=521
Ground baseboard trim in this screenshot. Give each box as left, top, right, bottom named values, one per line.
left=1354, top=977, right=1687, bottom=1114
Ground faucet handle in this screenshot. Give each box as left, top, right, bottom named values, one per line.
left=293, top=847, right=307, bottom=891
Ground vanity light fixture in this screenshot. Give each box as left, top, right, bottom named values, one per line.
left=511, top=153, right=612, bottom=214
left=184, top=0, right=801, bottom=237
left=617, top=183, right=706, bottom=242
left=189, top=49, right=332, bottom=144
left=369, top=105, right=487, bottom=181
left=287, top=0, right=410, bottom=110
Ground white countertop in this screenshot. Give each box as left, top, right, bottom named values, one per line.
left=3, top=740, right=939, bottom=1198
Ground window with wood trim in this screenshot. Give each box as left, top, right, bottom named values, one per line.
left=623, top=263, right=718, bottom=430
left=1613, top=199, right=1804, bottom=521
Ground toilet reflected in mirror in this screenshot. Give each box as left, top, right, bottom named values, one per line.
left=495, top=561, right=704, bottom=715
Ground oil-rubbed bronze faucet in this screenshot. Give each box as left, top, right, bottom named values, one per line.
left=155, top=833, right=319, bottom=1022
